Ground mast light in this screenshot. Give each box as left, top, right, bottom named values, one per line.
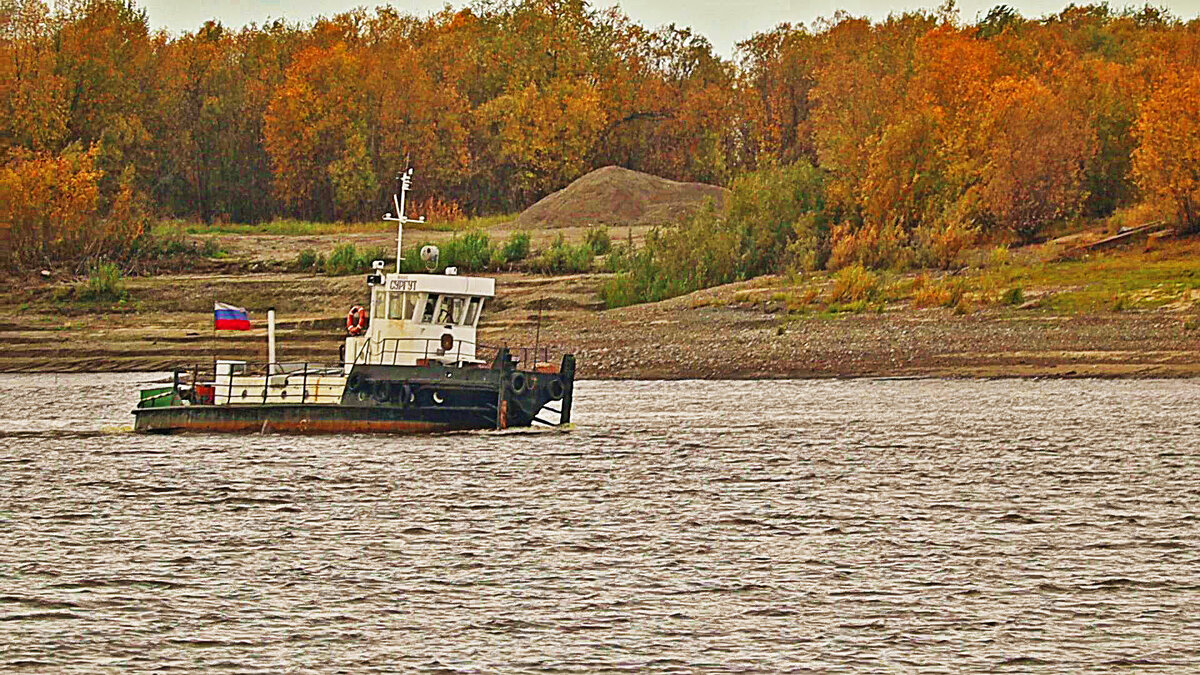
left=382, top=168, right=426, bottom=273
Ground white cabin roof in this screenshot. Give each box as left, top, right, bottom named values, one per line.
left=382, top=273, right=495, bottom=297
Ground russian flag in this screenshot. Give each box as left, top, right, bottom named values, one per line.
left=214, top=302, right=251, bottom=330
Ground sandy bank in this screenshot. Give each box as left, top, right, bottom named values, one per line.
left=1, top=271, right=1197, bottom=379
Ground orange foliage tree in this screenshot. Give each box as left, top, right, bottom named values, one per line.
left=0, top=146, right=146, bottom=268
left=1132, top=71, right=1200, bottom=234
left=0, top=0, right=69, bottom=153
left=972, top=77, right=1095, bottom=241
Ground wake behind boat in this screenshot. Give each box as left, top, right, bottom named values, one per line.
left=132, top=170, right=576, bottom=434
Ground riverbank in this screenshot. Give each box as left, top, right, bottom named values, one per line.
left=2, top=266, right=1197, bottom=378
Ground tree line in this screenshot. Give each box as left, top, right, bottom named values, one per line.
left=2, top=0, right=1198, bottom=270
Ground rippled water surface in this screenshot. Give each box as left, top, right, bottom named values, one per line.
left=1, top=374, right=1199, bottom=672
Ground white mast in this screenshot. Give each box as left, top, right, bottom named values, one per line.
left=383, top=168, right=426, bottom=273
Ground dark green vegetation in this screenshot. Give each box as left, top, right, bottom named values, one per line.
left=292, top=231, right=537, bottom=276
left=602, top=164, right=832, bottom=307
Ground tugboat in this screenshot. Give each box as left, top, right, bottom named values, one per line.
left=132, top=170, right=576, bottom=434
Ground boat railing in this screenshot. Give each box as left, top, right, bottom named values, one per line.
left=160, top=361, right=347, bottom=407
left=352, top=337, right=560, bottom=369
left=477, top=343, right=560, bottom=369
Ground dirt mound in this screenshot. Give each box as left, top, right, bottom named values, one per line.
left=514, top=166, right=728, bottom=229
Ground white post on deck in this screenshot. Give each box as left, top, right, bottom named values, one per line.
left=267, top=307, right=276, bottom=368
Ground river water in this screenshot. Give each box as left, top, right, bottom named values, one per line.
left=0, top=374, right=1198, bottom=672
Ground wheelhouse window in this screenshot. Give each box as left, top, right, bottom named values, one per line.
left=448, top=296, right=468, bottom=325
left=387, top=291, right=416, bottom=320
left=420, top=293, right=439, bottom=323
left=371, top=287, right=387, bottom=321
left=464, top=297, right=482, bottom=326
left=435, top=296, right=454, bottom=325
left=418, top=293, right=485, bottom=325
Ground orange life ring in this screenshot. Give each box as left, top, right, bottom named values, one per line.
left=346, top=305, right=369, bottom=336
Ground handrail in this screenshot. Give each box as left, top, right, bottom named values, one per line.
left=351, top=336, right=485, bottom=366
left=350, top=336, right=559, bottom=368
left=169, top=360, right=348, bottom=406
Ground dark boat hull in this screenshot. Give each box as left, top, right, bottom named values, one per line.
left=134, top=403, right=481, bottom=434
left=133, top=352, right=575, bottom=434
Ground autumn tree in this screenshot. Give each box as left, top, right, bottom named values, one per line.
left=810, top=12, right=938, bottom=217
left=264, top=43, right=369, bottom=219
left=0, top=0, right=68, bottom=153
left=736, top=25, right=821, bottom=168
left=1133, top=71, right=1200, bottom=234
left=972, top=77, right=1095, bottom=241
left=0, top=145, right=146, bottom=268
left=55, top=0, right=158, bottom=198
left=7, top=0, right=1200, bottom=276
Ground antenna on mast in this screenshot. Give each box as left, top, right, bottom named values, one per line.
left=382, top=168, right=426, bottom=273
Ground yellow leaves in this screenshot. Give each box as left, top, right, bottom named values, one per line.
left=972, top=76, right=1095, bottom=240
left=912, top=24, right=1007, bottom=114
left=0, top=0, right=69, bottom=152
left=475, top=78, right=608, bottom=201
left=0, top=146, right=109, bottom=266
left=1132, top=70, right=1200, bottom=231
left=264, top=44, right=369, bottom=216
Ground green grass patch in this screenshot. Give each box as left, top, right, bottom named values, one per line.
left=65, top=262, right=130, bottom=303
left=324, top=244, right=388, bottom=276
left=534, top=234, right=594, bottom=274
left=1016, top=246, right=1200, bottom=312
left=153, top=213, right=517, bottom=237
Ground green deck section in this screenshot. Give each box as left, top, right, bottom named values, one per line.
left=138, top=386, right=180, bottom=409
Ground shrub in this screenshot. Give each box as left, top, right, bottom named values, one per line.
left=584, top=225, right=611, bottom=255
left=294, top=248, right=321, bottom=271
left=325, top=244, right=359, bottom=276
left=535, top=234, right=593, bottom=274
left=826, top=264, right=879, bottom=303
left=789, top=213, right=830, bottom=272
left=1, top=146, right=149, bottom=271
left=990, top=246, right=1011, bottom=267
left=360, top=246, right=388, bottom=268
left=1001, top=286, right=1025, bottom=306
left=602, top=242, right=631, bottom=273
left=324, top=243, right=384, bottom=276
left=501, top=231, right=531, bottom=263
left=199, top=237, right=222, bottom=258
left=441, top=231, right=493, bottom=272
left=78, top=262, right=128, bottom=302
left=599, top=273, right=641, bottom=309
left=912, top=277, right=967, bottom=309
left=602, top=161, right=829, bottom=307
left=914, top=217, right=978, bottom=270
left=727, top=161, right=830, bottom=277
left=828, top=222, right=909, bottom=271
left=409, top=196, right=465, bottom=223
